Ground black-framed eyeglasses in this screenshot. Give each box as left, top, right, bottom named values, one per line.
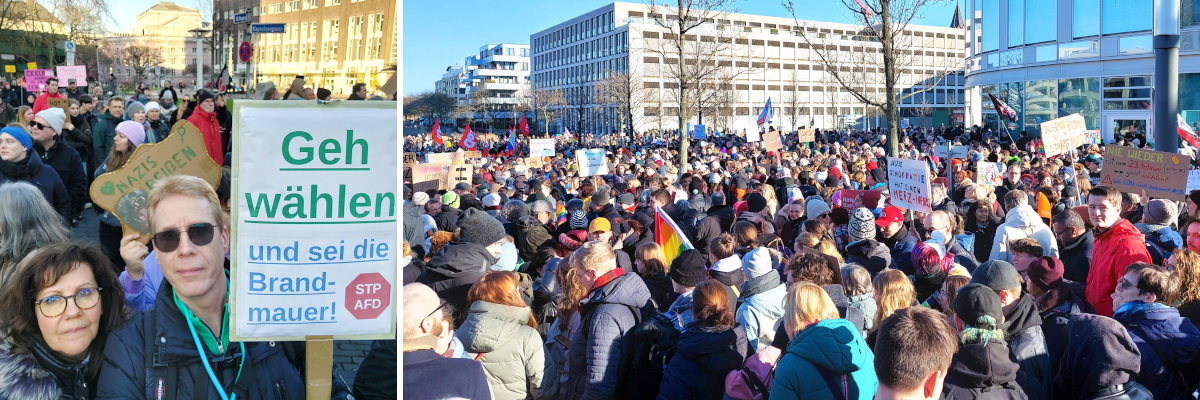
left=30, top=121, right=47, bottom=130
left=152, top=223, right=217, bottom=253
left=34, top=287, right=101, bottom=318
left=424, top=298, right=447, bottom=320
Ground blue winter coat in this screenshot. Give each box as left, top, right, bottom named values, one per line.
left=564, top=271, right=653, bottom=400
left=770, top=318, right=878, bottom=400
left=0, top=149, right=70, bottom=220
left=96, top=279, right=307, bottom=400
left=656, top=323, right=751, bottom=400
left=1114, top=301, right=1200, bottom=400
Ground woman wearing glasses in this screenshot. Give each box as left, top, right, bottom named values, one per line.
left=93, top=121, right=145, bottom=274
left=0, top=125, right=70, bottom=220
left=0, top=242, right=129, bottom=399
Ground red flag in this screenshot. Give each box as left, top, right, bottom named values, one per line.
left=852, top=0, right=875, bottom=18
left=431, top=120, right=443, bottom=145
left=458, top=124, right=478, bottom=151
left=1179, top=114, right=1200, bottom=148
left=519, top=114, right=530, bottom=136
left=988, top=93, right=1018, bottom=122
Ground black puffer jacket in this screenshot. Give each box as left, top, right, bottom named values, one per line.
left=943, top=342, right=1029, bottom=400
left=417, top=242, right=497, bottom=325
left=1053, top=314, right=1152, bottom=400
left=1004, top=293, right=1051, bottom=400
left=32, top=140, right=86, bottom=220
left=844, top=239, right=892, bottom=276
left=657, top=324, right=750, bottom=400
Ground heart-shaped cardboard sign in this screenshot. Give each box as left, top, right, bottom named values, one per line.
left=89, top=120, right=223, bottom=244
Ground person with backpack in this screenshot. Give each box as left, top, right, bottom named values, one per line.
left=736, top=247, right=787, bottom=351
left=942, top=284, right=1028, bottom=399
left=770, top=283, right=878, bottom=400
left=564, top=241, right=654, bottom=399
left=658, top=280, right=750, bottom=400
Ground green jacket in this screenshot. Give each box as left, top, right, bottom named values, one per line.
left=91, top=111, right=123, bottom=157
left=770, top=318, right=878, bottom=400
left=455, top=300, right=545, bottom=400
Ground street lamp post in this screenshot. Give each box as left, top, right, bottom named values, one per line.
left=189, top=28, right=211, bottom=91
left=1154, top=0, right=1180, bottom=152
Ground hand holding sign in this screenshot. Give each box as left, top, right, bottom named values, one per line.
left=89, top=121, right=223, bottom=244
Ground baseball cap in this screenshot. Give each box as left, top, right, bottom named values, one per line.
left=875, top=206, right=904, bottom=227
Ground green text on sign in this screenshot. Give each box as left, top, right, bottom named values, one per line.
left=282, top=130, right=369, bottom=168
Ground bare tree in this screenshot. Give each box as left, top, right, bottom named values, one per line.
left=647, top=0, right=740, bottom=174
left=47, top=0, right=114, bottom=43
left=783, top=0, right=956, bottom=156
left=124, top=45, right=164, bottom=85
left=692, top=70, right=737, bottom=134
left=594, top=70, right=644, bottom=138
left=784, top=70, right=804, bottom=130
left=519, top=85, right=566, bottom=136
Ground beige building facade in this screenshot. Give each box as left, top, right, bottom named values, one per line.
left=102, top=2, right=210, bottom=88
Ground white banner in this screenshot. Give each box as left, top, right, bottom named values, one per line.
left=886, top=157, right=932, bottom=212
left=1040, top=114, right=1088, bottom=157
left=529, top=138, right=555, bottom=157
left=977, top=162, right=1003, bottom=186
left=576, top=148, right=609, bottom=177
left=230, top=101, right=397, bottom=341
left=746, top=129, right=761, bottom=143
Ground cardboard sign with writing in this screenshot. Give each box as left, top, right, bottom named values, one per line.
left=576, top=148, right=609, bottom=177
left=1040, top=114, right=1089, bottom=156
left=403, top=152, right=418, bottom=166
left=525, top=157, right=544, bottom=169
left=1100, top=146, right=1192, bottom=199
left=411, top=163, right=451, bottom=190
left=977, top=162, right=1003, bottom=186
left=763, top=131, right=784, bottom=151
left=797, top=129, right=816, bottom=142
left=1188, top=170, right=1200, bottom=194
left=47, top=98, right=68, bottom=112
left=449, top=164, right=474, bottom=187
left=462, top=150, right=482, bottom=159
left=412, top=179, right=439, bottom=194
left=886, top=157, right=932, bottom=212
left=89, top=121, right=223, bottom=243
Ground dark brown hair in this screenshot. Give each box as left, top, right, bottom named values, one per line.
left=1009, top=237, right=1044, bottom=258
left=732, top=221, right=759, bottom=248
left=786, top=253, right=834, bottom=286
left=692, top=280, right=735, bottom=329
left=873, top=307, right=958, bottom=391
left=710, top=233, right=737, bottom=260
left=1126, top=263, right=1176, bottom=304
left=0, top=242, right=129, bottom=382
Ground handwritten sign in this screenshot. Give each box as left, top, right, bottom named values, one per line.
left=402, top=152, right=417, bottom=166
left=1085, top=129, right=1102, bottom=145
left=886, top=157, right=932, bottom=212
left=797, top=129, right=815, bottom=142
left=55, top=65, right=87, bottom=86
left=23, top=69, right=52, bottom=91
left=449, top=164, right=474, bottom=187
left=89, top=121, right=223, bottom=243
left=576, top=148, right=609, bottom=177
left=1188, top=170, right=1200, bottom=194
left=47, top=98, right=68, bottom=112
left=411, top=163, right=450, bottom=190
left=1040, top=114, right=1089, bottom=157
left=412, top=179, right=439, bottom=194
left=1100, top=146, right=1192, bottom=199
left=529, top=138, right=555, bottom=157
left=525, top=157, right=544, bottom=169
left=763, top=131, right=784, bottom=151
left=977, top=162, right=1003, bottom=186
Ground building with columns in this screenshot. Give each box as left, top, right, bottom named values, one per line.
left=102, top=2, right=210, bottom=89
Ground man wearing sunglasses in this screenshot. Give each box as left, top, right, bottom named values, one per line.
left=30, top=107, right=87, bottom=225
left=97, top=175, right=308, bottom=399
left=395, top=283, right=490, bottom=400
left=1111, top=263, right=1200, bottom=399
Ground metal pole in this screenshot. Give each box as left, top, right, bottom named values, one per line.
left=1154, top=0, right=1181, bottom=152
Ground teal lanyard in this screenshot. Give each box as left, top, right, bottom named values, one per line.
left=181, top=306, right=246, bottom=400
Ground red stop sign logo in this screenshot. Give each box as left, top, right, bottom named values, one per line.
left=344, top=273, right=392, bottom=319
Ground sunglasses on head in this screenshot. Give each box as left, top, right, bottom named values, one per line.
left=152, top=223, right=217, bottom=252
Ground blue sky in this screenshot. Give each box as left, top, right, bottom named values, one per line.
left=402, top=0, right=965, bottom=96
left=107, top=0, right=209, bottom=32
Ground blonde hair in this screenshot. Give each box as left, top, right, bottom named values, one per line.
left=783, top=282, right=840, bottom=337
left=147, top=175, right=223, bottom=234
left=635, top=242, right=669, bottom=277
left=1171, top=249, right=1200, bottom=305
left=873, top=269, right=916, bottom=328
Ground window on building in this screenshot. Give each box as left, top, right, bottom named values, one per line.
left=1073, top=0, right=1100, bottom=37
left=982, top=0, right=998, bottom=51
left=1008, top=0, right=1024, bottom=46
left=1026, top=0, right=1056, bottom=43
left=1102, top=0, right=1151, bottom=34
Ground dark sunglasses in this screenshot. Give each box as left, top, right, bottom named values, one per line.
left=152, top=223, right=217, bottom=252
left=30, top=121, right=47, bottom=130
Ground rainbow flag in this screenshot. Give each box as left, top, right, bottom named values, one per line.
left=654, top=207, right=694, bottom=266
left=555, top=202, right=568, bottom=228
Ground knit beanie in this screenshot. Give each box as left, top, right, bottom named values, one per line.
left=0, top=126, right=31, bottom=151
left=440, top=192, right=459, bottom=208
left=411, top=192, right=430, bottom=207
left=592, top=189, right=611, bottom=206
left=745, top=192, right=767, bottom=213
left=457, top=208, right=505, bottom=247
left=848, top=207, right=876, bottom=242
left=197, top=90, right=216, bottom=104
left=669, top=249, right=708, bottom=288
left=125, top=100, right=145, bottom=120
left=35, top=107, right=66, bottom=133
left=741, top=247, right=773, bottom=279
left=569, top=210, right=588, bottom=230
left=1143, top=199, right=1177, bottom=226
left=144, top=101, right=163, bottom=115
left=806, top=199, right=831, bottom=219
left=1028, top=256, right=1065, bottom=291
left=115, top=121, right=146, bottom=147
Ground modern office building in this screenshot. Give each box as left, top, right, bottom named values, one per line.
left=211, top=0, right=396, bottom=96
left=103, top=2, right=210, bottom=88
left=530, top=2, right=968, bottom=135
left=435, top=43, right=531, bottom=125
left=964, top=0, right=1200, bottom=144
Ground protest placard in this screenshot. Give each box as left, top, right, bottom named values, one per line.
left=412, top=179, right=439, bottom=194
left=47, top=98, right=68, bottom=112
left=525, top=157, right=544, bottom=169
left=1040, top=114, right=1089, bottom=157
left=1085, top=129, right=1102, bottom=145
left=411, top=163, right=450, bottom=190
left=426, top=152, right=467, bottom=164
left=746, top=129, right=761, bottom=143
left=576, top=148, right=609, bottom=177
left=230, top=100, right=396, bottom=341
left=402, top=152, right=418, bottom=166
left=763, top=131, right=784, bottom=151
left=23, top=69, right=52, bottom=91
left=1099, top=146, right=1192, bottom=199
left=529, top=138, right=555, bottom=157
left=89, top=121, right=223, bottom=244
left=1188, top=170, right=1200, bottom=194
left=933, top=145, right=968, bottom=159
left=977, top=162, right=1003, bottom=186
left=54, top=65, right=87, bottom=86
left=449, top=163, right=474, bottom=187
left=886, top=157, right=932, bottom=212
left=797, top=129, right=815, bottom=142
left=694, top=124, right=707, bottom=140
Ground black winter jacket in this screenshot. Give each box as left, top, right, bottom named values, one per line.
left=1058, top=232, right=1094, bottom=284
left=33, top=140, right=86, bottom=219
left=943, top=342, right=1029, bottom=400
left=0, top=150, right=70, bottom=220
left=1004, top=294, right=1051, bottom=400
left=417, top=242, right=497, bottom=326
left=657, top=324, right=750, bottom=400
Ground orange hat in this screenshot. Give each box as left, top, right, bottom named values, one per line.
left=589, top=217, right=612, bottom=233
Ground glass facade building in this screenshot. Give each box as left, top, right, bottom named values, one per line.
left=966, top=0, right=1200, bottom=144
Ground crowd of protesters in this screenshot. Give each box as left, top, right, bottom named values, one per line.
left=401, top=122, right=1200, bottom=400
left=0, top=73, right=397, bottom=399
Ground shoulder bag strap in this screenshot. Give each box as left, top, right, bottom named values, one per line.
left=146, top=310, right=178, bottom=400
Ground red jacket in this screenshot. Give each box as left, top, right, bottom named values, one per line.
left=1086, top=219, right=1151, bottom=316
left=31, top=91, right=65, bottom=115
left=186, top=107, right=223, bottom=166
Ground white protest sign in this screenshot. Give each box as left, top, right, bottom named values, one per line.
left=977, top=162, right=1003, bottom=186
left=886, top=157, right=932, bottom=212
left=746, top=129, right=761, bottom=143
left=1040, top=114, right=1088, bottom=157
left=933, top=145, right=968, bottom=159
left=576, top=148, right=609, bottom=177
left=529, top=138, right=555, bottom=157
left=55, top=65, right=87, bottom=86
left=231, top=101, right=396, bottom=341
left=1188, top=170, right=1200, bottom=194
